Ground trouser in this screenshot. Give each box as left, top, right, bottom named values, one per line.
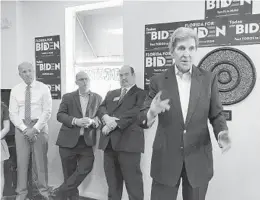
left=15, top=128, right=49, bottom=200
left=151, top=164, right=208, bottom=200
left=58, top=136, right=94, bottom=198
left=104, top=142, right=144, bottom=200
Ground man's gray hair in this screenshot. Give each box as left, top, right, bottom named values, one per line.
left=168, top=27, right=199, bottom=53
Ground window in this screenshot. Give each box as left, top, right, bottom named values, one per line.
left=65, top=0, right=123, bottom=97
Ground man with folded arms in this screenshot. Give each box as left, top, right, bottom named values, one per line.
left=97, top=65, right=146, bottom=200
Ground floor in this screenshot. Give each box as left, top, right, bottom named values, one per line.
left=2, top=196, right=96, bottom=200
left=2, top=143, right=97, bottom=200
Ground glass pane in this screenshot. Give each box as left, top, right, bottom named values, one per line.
left=75, top=65, right=121, bottom=99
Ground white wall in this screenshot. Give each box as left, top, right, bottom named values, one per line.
left=124, top=1, right=260, bottom=200
left=1, top=1, right=20, bottom=88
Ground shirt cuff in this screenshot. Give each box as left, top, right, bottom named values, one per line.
left=218, top=130, right=228, bottom=141
left=33, top=127, right=40, bottom=133
left=19, top=124, right=28, bottom=132
left=146, top=110, right=156, bottom=128
left=101, top=118, right=105, bottom=125
left=33, top=123, right=41, bottom=133
left=72, top=118, right=77, bottom=126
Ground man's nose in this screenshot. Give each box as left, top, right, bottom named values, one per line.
left=183, top=50, right=191, bottom=56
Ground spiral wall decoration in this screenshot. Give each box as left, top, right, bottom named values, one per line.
left=198, top=47, right=256, bottom=105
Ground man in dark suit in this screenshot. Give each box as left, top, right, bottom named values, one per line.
left=52, top=71, right=102, bottom=200
left=139, top=27, right=231, bottom=200
left=97, top=65, right=146, bottom=200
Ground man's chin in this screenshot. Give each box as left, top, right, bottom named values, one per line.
left=25, top=80, right=33, bottom=85
left=180, top=63, right=192, bottom=70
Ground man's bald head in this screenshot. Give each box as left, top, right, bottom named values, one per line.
left=76, top=71, right=90, bottom=81
left=120, top=65, right=135, bottom=75
left=75, top=71, right=90, bottom=93
left=18, top=62, right=35, bottom=85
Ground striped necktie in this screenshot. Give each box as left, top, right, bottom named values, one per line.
left=118, top=88, right=127, bottom=103
left=24, top=85, right=31, bottom=125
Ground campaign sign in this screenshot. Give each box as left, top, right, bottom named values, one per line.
left=35, top=35, right=61, bottom=99
left=227, top=14, right=260, bottom=46
left=38, top=77, right=61, bottom=99
left=205, top=0, right=252, bottom=18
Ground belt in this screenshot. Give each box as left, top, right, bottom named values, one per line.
left=22, top=119, right=38, bottom=127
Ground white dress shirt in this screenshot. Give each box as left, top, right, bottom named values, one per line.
left=9, top=80, right=52, bottom=132
left=175, top=66, right=229, bottom=149
left=175, top=65, right=192, bottom=122
left=146, top=66, right=192, bottom=127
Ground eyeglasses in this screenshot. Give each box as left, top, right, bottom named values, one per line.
left=77, top=78, right=89, bottom=81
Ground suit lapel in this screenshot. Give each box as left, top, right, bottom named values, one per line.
left=165, top=67, right=185, bottom=126
left=110, top=89, right=121, bottom=113
left=185, top=65, right=202, bottom=127
left=116, top=85, right=137, bottom=108
left=73, top=90, right=83, bottom=116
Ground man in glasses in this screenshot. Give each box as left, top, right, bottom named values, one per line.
left=52, top=71, right=102, bottom=200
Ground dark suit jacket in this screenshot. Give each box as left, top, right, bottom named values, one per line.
left=139, top=65, right=228, bottom=187
left=56, top=90, right=102, bottom=148
left=97, top=85, right=146, bottom=153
